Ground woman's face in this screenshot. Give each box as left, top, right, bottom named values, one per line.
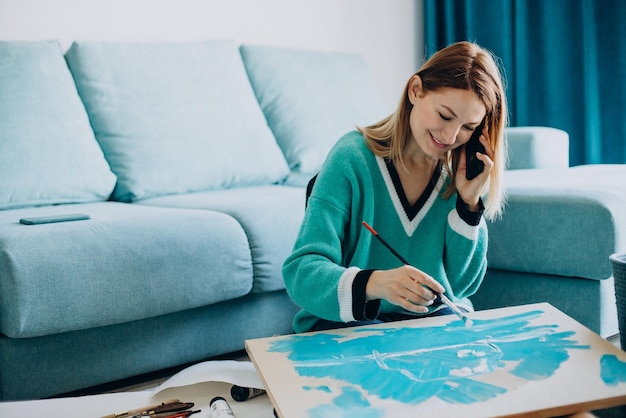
left=407, top=75, right=486, bottom=160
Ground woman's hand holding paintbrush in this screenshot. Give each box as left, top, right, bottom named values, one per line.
left=365, top=264, right=442, bottom=314
left=361, top=222, right=443, bottom=314
left=362, top=221, right=473, bottom=327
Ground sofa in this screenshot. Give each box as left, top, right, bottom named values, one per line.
left=0, top=39, right=625, bottom=402
left=473, top=141, right=626, bottom=340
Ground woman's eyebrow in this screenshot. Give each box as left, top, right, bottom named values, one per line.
left=442, top=104, right=482, bottom=126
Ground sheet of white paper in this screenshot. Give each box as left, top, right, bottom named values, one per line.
left=152, top=360, right=264, bottom=395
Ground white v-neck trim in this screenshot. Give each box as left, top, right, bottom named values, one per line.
left=376, top=156, right=447, bottom=237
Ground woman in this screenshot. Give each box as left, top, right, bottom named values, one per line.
left=283, top=41, right=508, bottom=333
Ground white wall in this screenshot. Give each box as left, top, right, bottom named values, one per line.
left=0, top=0, right=423, bottom=109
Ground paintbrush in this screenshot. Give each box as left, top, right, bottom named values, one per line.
left=361, top=221, right=473, bottom=327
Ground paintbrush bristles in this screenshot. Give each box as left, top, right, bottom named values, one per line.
left=438, top=292, right=473, bottom=327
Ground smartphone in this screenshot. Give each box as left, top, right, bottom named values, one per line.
left=465, top=120, right=486, bottom=180
left=19, top=213, right=90, bottom=225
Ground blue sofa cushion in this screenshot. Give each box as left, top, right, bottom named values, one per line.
left=506, top=127, right=569, bottom=169
left=0, top=41, right=116, bottom=210
left=488, top=164, right=626, bottom=280
left=138, top=185, right=306, bottom=293
left=65, top=40, right=290, bottom=202
left=240, top=45, right=387, bottom=175
left=0, top=203, right=253, bottom=338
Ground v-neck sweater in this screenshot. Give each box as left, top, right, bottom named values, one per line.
left=283, top=130, right=488, bottom=333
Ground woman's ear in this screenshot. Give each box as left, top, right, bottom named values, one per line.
left=408, top=75, right=423, bottom=104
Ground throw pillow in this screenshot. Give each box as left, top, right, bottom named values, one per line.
left=65, top=40, right=290, bottom=202
left=240, top=45, right=388, bottom=175
left=0, top=41, right=116, bottom=209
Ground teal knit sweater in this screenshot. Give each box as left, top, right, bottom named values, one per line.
left=283, top=131, right=488, bottom=333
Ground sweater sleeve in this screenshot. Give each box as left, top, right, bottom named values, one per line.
left=282, top=134, right=371, bottom=327
left=444, top=194, right=489, bottom=300
left=352, top=269, right=381, bottom=320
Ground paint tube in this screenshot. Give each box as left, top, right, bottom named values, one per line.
left=210, top=396, right=235, bottom=417
left=230, top=385, right=266, bottom=402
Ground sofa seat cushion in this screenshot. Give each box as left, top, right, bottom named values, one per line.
left=0, top=202, right=253, bottom=338
left=0, top=41, right=116, bottom=210
left=65, top=40, right=289, bottom=202
left=487, top=164, right=626, bottom=280
left=138, top=185, right=306, bottom=293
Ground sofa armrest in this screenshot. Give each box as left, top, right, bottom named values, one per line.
left=506, top=126, right=569, bottom=169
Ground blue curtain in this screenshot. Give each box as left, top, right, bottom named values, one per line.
left=423, top=0, right=626, bottom=166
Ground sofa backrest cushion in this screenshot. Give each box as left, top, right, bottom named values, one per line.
left=506, top=127, right=570, bottom=170
left=0, top=41, right=116, bottom=210
left=65, top=40, right=290, bottom=202
left=240, top=45, right=388, bottom=176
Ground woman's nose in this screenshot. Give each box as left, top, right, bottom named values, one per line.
left=441, top=126, right=461, bottom=144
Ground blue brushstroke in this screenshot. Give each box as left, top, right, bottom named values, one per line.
left=303, top=385, right=332, bottom=393
left=600, top=354, right=626, bottom=386
left=307, top=386, right=383, bottom=418
left=269, top=310, right=590, bottom=411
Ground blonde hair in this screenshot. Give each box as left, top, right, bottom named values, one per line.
left=359, top=41, right=508, bottom=220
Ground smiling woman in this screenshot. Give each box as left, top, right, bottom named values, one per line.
left=363, top=41, right=508, bottom=221
left=282, top=41, right=508, bottom=334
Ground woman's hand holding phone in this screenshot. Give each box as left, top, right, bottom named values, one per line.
left=457, top=122, right=493, bottom=211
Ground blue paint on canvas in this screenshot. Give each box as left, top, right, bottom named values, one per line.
left=601, top=354, right=626, bottom=386
left=303, top=385, right=332, bottom=393
left=307, top=386, right=384, bottom=418
left=269, top=310, right=590, bottom=413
